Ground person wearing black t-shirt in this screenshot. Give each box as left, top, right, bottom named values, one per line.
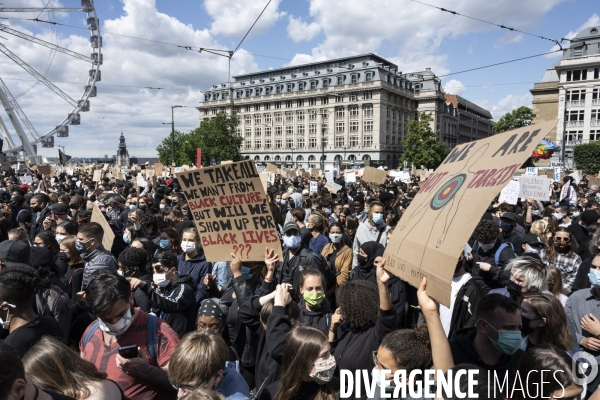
left=0, top=265, right=64, bottom=357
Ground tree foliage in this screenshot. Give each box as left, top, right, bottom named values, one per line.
left=493, top=106, right=535, bottom=134
left=574, top=141, right=600, bottom=175
left=400, top=112, right=451, bottom=169
left=155, top=112, right=243, bottom=166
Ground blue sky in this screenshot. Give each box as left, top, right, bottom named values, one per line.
left=0, top=0, right=598, bottom=158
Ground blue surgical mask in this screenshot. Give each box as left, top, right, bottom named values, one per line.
left=283, top=235, right=301, bottom=249
left=241, top=266, right=254, bottom=280
left=324, top=208, right=332, bottom=216
left=159, top=239, right=171, bottom=250
left=372, top=213, right=383, bottom=224
left=123, top=233, right=131, bottom=244
left=588, top=270, right=600, bottom=288
left=484, top=320, right=522, bottom=355
left=371, top=368, right=394, bottom=392
left=129, top=204, right=136, bottom=210
left=75, top=240, right=86, bottom=253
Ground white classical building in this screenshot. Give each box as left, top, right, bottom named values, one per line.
left=198, top=54, right=493, bottom=169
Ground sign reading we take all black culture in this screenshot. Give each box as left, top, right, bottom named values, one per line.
left=174, top=160, right=283, bottom=262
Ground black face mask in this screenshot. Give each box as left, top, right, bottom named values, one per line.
left=506, top=280, right=523, bottom=299
left=547, top=283, right=554, bottom=292
left=521, top=315, right=537, bottom=336
left=357, top=255, right=367, bottom=266
left=31, top=206, right=43, bottom=213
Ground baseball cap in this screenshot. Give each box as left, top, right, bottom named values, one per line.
left=501, top=212, right=518, bottom=222
left=0, top=240, right=31, bottom=267
left=522, top=234, right=547, bottom=249
left=582, top=210, right=599, bottom=225
left=282, top=221, right=300, bottom=234
left=51, top=202, right=69, bottom=215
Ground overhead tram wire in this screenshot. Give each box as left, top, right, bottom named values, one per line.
left=409, top=0, right=563, bottom=50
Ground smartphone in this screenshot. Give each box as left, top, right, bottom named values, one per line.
left=118, top=344, right=138, bottom=359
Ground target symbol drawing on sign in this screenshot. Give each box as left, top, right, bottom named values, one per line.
left=430, top=174, right=467, bottom=210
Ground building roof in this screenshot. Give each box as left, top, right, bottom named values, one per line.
left=539, top=61, right=560, bottom=83
left=444, top=94, right=493, bottom=119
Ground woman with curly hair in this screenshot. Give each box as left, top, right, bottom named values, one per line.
left=329, top=257, right=396, bottom=391
left=23, top=336, right=124, bottom=399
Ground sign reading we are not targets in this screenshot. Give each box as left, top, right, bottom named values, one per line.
left=174, top=160, right=283, bottom=262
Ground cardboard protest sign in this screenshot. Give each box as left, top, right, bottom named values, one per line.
left=518, top=176, right=551, bottom=201
left=362, top=167, right=387, bottom=184
left=2, top=161, right=11, bottom=171
left=345, top=170, right=356, bottom=183
left=325, top=182, right=342, bottom=194
left=92, top=170, right=102, bottom=182
left=175, top=160, right=283, bottom=262
left=221, top=160, right=233, bottom=165
left=310, top=168, right=319, bottom=178
left=91, top=204, right=115, bottom=251
left=383, top=120, right=557, bottom=307
left=154, top=163, right=163, bottom=176
left=267, top=172, right=275, bottom=185
left=136, top=174, right=146, bottom=188
left=302, top=171, right=311, bottom=180
left=266, top=163, right=278, bottom=173
left=310, top=181, right=318, bottom=193
left=37, top=165, right=51, bottom=175
left=19, top=175, right=33, bottom=185
left=120, top=166, right=128, bottom=174
left=498, top=180, right=520, bottom=205
left=259, top=173, right=269, bottom=193
left=325, top=169, right=334, bottom=183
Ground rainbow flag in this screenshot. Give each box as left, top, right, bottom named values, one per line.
left=531, top=138, right=560, bottom=159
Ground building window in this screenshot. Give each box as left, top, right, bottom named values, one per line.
left=349, top=106, right=358, bottom=118
left=364, top=120, right=374, bottom=131
left=590, top=130, right=600, bottom=141
left=236, top=128, right=241, bottom=137
left=255, top=127, right=262, bottom=136
left=275, top=126, right=282, bottom=136
left=286, top=125, right=294, bottom=135
left=276, top=85, right=282, bottom=94
left=349, top=93, right=357, bottom=101
left=244, top=105, right=251, bottom=112
left=351, top=74, right=359, bottom=83
left=567, top=89, right=586, bottom=102
left=245, top=128, right=251, bottom=137
left=350, top=121, right=359, bottom=131
left=236, top=91, right=242, bottom=98
left=275, top=102, right=281, bottom=109
left=567, top=69, right=588, bottom=81
left=363, top=136, right=373, bottom=147
left=309, top=110, right=317, bottom=120
left=322, top=123, right=328, bottom=133
left=298, top=125, right=305, bottom=134
left=297, top=100, right=304, bottom=107
left=309, top=98, right=316, bottom=106
left=310, top=81, right=317, bottom=90
left=275, top=139, right=282, bottom=149
left=297, top=111, right=304, bottom=120
left=265, top=139, right=272, bottom=149
left=337, top=76, right=345, bottom=85
left=309, top=138, right=317, bottom=148
left=567, top=110, right=585, bottom=121
left=286, top=139, right=293, bottom=148
left=264, top=103, right=270, bottom=110
left=255, top=89, right=261, bottom=96
left=265, top=87, right=272, bottom=95
left=245, top=140, right=251, bottom=150
left=298, top=138, right=304, bottom=148
left=255, top=140, right=261, bottom=148
left=265, top=113, right=272, bottom=123
left=265, top=126, right=272, bottom=136
left=323, top=79, right=329, bottom=88
left=322, top=96, right=329, bottom=105
left=363, top=92, right=372, bottom=100
left=593, top=88, right=599, bottom=100
left=335, top=136, right=345, bottom=147
left=309, top=124, right=317, bottom=134
left=286, top=112, right=293, bottom=122
left=299, top=82, right=306, bottom=90
left=364, top=105, right=373, bottom=116
left=595, top=68, right=600, bottom=80
left=336, top=95, right=344, bottom=103
left=255, top=104, right=260, bottom=111
left=335, top=107, right=345, bottom=118
left=350, top=136, right=359, bottom=146
left=275, top=112, right=282, bottom=122
left=245, top=89, right=252, bottom=97
left=573, top=47, right=584, bottom=57
left=336, top=122, right=345, bottom=132
left=287, top=84, right=294, bottom=92
left=255, top=114, right=261, bottom=124
left=244, top=115, right=251, bottom=124
left=591, top=109, right=600, bottom=121
left=365, top=72, right=373, bottom=82
left=286, top=100, right=293, bottom=108
left=321, top=110, right=329, bottom=119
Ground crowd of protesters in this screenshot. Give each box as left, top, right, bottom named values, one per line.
left=0, top=165, right=599, bottom=400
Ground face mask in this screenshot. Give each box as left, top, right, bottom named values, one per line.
left=276, top=199, right=282, bottom=204
left=329, top=233, right=342, bottom=244
left=283, top=235, right=301, bottom=249
left=324, top=208, right=332, bottom=216
left=547, top=283, right=554, bottom=292
left=129, top=204, right=136, bottom=210
left=159, top=204, right=165, bottom=210
left=303, top=291, right=325, bottom=307
left=588, top=270, right=600, bottom=288
left=58, top=251, right=69, bottom=262
left=138, top=204, right=146, bottom=211
left=554, top=241, right=569, bottom=252
left=553, top=212, right=564, bottom=220
left=372, top=368, right=395, bottom=392
left=117, top=270, right=124, bottom=276
left=310, top=356, right=336, bottom=384
left=153, top=273, right=166, bottom=285
left=123, top=233, right=131, bottom=244
left=363, top=191, right=368, bottom=196
left=55, top=234, right=67, bottom=244
left=506, top=280, right=523, bottom=299
left=582, top=223, right=589, bottom=231
left=372, top=213, right=383, bottom=224
left=159, top=239, right=171, bottom=250
left=479, top=242, right=495, bottom=252
left=281, top=199, right=288, bottom=205
left=31, top=206, right=43, bottom=213
left=524, top=246, right=539, bottom=254
left=241, top=266, right=255, bottom=280
left=501, top=223, right=514, bottom=233
left=75, top=240, right=87, bottom=253
left=484, top=320, right=522, bottom=355
left=181, top=241, right=196, bottom=254
left=98, top=307, right=133, bottom=336
left=357, top=254, right=367, bottom=266
left=521, top=315, right=537, bottom=336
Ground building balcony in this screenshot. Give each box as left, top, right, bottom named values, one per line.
left=566, top=121, right=584, bottom=127
left=591, top=120, right=600, bottom=127
left=593, top=99, right=600, bottom=106
left=567, top=100, right=585, bottom=107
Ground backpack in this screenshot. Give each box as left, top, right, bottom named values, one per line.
left=495, top=242, right=516, bottom=266
left=82, top=313, right=159, bottom=366
left=35, top=283, right=71, bottom=340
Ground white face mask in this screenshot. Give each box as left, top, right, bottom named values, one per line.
left=553, top=212, right=564, bottom=220
left=181, top=240, right=197, bottom=254
left=98, top=307, right=133, bottom=336
left=329, top=233, right=342, bottom=244
left=117, top=270, right=124, bottom=276
left=153, top=273, right=166, bottom=285
left=310, top=355, right=336, bottom=384
left=55, top=234, right=67, bottom=244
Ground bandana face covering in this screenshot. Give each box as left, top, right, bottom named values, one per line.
left=310, top=355, right=336, bottom=384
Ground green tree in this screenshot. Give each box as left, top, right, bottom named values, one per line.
left=493, top=106, right=535, bottom=134
left=400, top=112, right=451, bottom=169
left=574, top=141, right=600, bottom=174
left=156, top=130, right=187, bottom=165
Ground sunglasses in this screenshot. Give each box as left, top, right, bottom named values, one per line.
left=168, top=377, right=206, bottom=394
left=554, top=237, right=570, bottom=242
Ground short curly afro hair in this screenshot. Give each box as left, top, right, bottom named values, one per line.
left=336, top=279, right=379, bottom=329
left=0, top=265, right=41, bottom=306
left=472, top=219, right=499, bottom=243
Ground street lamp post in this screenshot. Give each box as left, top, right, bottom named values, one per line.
left=291, top=147, right=295, bottom=169
left=320, top=110, right=330, bottom=171
left=558, top=85, right=569, bottom=166
left=167, top=105, right=184, bottom=167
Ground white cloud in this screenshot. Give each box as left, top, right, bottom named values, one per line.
left=287, top=16, right=321, bottom=43
left=443, top=79, right=466, bottom=96
left=478, top=92, right=533, bottom=121
left=0, top=0, right=259, bottom=158
left=204, top=0, right=286, bottom=40
left=545, top=13, right=600, bottom=57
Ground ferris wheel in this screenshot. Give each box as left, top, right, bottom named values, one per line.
left=0, top=0, right=102, bottom=163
